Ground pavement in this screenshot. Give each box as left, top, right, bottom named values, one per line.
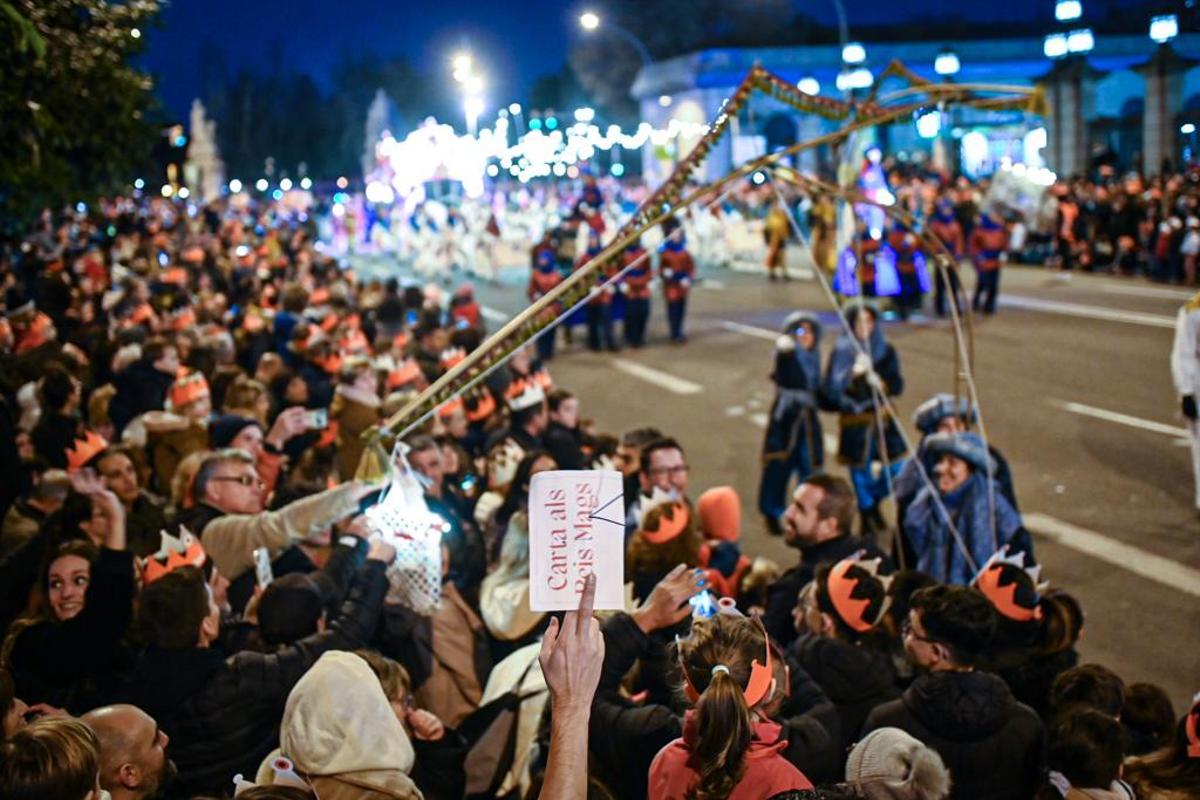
left=356, top=248, right=1200, bottom=710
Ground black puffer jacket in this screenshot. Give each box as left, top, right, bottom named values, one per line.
left=862, top=669, right=1045, bottom=800
left=789, top=633, right=899, bottom=753
left=128, top=561, right=389, bottom=799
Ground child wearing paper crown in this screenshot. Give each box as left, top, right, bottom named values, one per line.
left=626, top=497, right=703, bottom=602
left=650, top=613, right=813, bottom=799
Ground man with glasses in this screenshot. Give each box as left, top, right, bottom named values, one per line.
left=861, top=584, right=1044, bottom=800
left=625, top=437, right=690, bottom=538
left=174, top=449, right=384, bottom=599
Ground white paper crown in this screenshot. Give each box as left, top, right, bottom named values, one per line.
left=138, top=527, right=207, bottom=584
left=506, top=380, right=546, bottom=412
left=975, top=545, right=1047, bottom=591
left=634, top=486, right=680, bottom=531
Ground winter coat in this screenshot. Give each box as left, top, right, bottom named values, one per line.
left=127, top=561, right=388, bottom=798
left=543, top=420, right=585, bottom=470
left=763, top=535, right=891, bottom=648
left=6, top=547, right=135, bottom=712
left=820, top=329, right=907, bottom=465
left=31, top=411, right=81, bottom=469
left=649, top=711, right=814, bottom=799
left=789, top=633, right=899, bottom=753
left=763, top=335, right=824, bottom=467
left=591, top=613, right=840, bottom=799
left=861, top=669, right=1045, bottom=800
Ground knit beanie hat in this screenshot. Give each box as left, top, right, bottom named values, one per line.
left=697, top=486, right=741, bottom=542
left=924, top=431, right=992, bottom=475
left=845, top=727, right=952, bottom=800
left=209, top=414, right=260, bottom=449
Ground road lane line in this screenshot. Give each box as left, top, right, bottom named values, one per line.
left=701, top=278, right=726, bottom=290
left=481, top=305, right=509, bottom=323
left=1095, top=283, right=1194, bottom=301
left=1024, top=513, right=1200, bottom=598
left=1000, top=295, right=1174, bottom=328
left=1051, top=399, right=1189, bottom=440
left=611, top=359, right=702, bottom=395
left=720, top=320, right=779, bottom=341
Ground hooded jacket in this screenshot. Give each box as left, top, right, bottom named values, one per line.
left=861, top=669, right=1045, bottom=800
left=790, top=633, right=899, bottom=753
left=648, top=711, right=814, bottom=799
left=764, top=314, right=825, bottom=464
left=267, top=651, right=421, bottom=800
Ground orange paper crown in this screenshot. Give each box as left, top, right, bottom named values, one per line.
left=387, top=359, right=423, bottom=390
left=678, top=616, right=774, bottom=708
left=972, top=547, right=1045, bottom=624
left=505, top=377, right=545, bottom=411
left=641, top=501, right=691, bottom=544
left=827, top=556, right=889, bottom=633
left=139, top=528, right=207, bottom=584
left=170, top=370, right=211, bottom=409
left=437, top=396, right=465, bottom=419
left=65, top=430, right=109, bottom=473
left=465, top=391, right=496, bottom=423
left=440, top=347, right=466, bottom=370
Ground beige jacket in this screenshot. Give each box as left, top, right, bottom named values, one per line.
left=202, top=480, right=366, bottom=580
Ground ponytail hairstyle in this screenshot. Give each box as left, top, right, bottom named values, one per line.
left=674, top=614, right=769, bottom=800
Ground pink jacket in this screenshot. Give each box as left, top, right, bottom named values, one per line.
left=648, top=711, right=812, bottom=799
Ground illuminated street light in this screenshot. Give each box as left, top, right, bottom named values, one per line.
left=842, top=42, right=866, bottom=65
left=300, top=177, right=313, bottom=190
left=130, top=27, right=142, bottom=39
left=1182, top=123, right=1196, bottom=135
left=255, top=178, right=269, bottom=192
left=1055, top=0, right=1082, bottom=22
left=1150, top=14, right=1178, bottom=44
left=574, top=107, right=595, bottom=122
left=836, top=67, right=873, bottom=92
left=452, top=52, right=472, bottom=82
left=1043, top=32, right=1069, bottom=58
left=797, top=76, right=820, bottom=95
left=464, top=74, right=485, bottom=95
left=579, top=11, right=651, bottom=65
left=1067, top=28, right=1094, bottom=54
left=658, top=94, right=672, bottom=107
left=279, top=178, right=293, bottom=191
left=228, top=179, right=243, bottom=193
left=177, top=187, right=191, bottom=200
left=508, top=102, right=522, bottom=115
left=934, top=48, right=960, bottom=76
left=579, top=11, right=600, bottom=30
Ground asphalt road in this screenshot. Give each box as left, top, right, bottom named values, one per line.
left=359, top=247, right=1200, bottom=710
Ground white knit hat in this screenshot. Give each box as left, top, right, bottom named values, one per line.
left=845, top=727, right=952, bottom=800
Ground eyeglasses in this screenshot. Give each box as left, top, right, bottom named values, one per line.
left=212, top=475, right=264, bottom=489
left=648, top=465, right=689, bottom=477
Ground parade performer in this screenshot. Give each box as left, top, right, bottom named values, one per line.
left=902, top=431, right=1033, bottom=585
left=969, top=212, right=1008, bottom=314
left=528, top=243, right=563, bottom=362
left=658, top=218, right=695, bottom=343
left=886, top=220, right=930, bottom=320
left=809, top=194, right=838, bottom=276
left=764, top=200, right=791, bottom=281
left=759, top=312, right=824, bottom=536
left=1171, top=290, right=1200, bottom=515
left=821, top=304, right=907, bottom=536
left=621, top=237, right=652, bottom=348
left=927, top=199, right=965, bottom=318
left=584, top=237, right=618, bottom=353
left=834, top=223, right=897, bottom=299
left=856, top=144, right=893, bottom=239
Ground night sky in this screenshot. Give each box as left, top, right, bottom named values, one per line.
left=142, top=0, right=1145, bottom=117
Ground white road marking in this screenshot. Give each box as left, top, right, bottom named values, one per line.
left=611, top=359, right=702, bottom=395
left=748, top=411, right=768, bottom=427
left=1051, top=399, right=1189, bottom=440
left=1095, top=283, right=1194, bottom=301
left=701, top=278, right=726, bottom=290
left=481, top=305, right=509, bottom=323
left=1000, top=295, right=1174, bottom=328
left=1024, top=513, right=1200, bottom=598
left=720, top=320, right=779, bottom=341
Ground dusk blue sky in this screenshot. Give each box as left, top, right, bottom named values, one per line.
left=142, top=0, right=1153, bottom=116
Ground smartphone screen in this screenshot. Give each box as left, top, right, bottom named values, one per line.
left=306, top=408, right=328, bottom=429
left=253, top=548, right=273, bottom=589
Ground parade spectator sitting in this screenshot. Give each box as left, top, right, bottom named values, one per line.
left=543, top=388, right=586, bottom=470
left=1, top=470, right=133, bottom=713
left=615, top=426, right=664, bottom=504
left=173, top=448, right=384, bottom=600
left=627, top=494, right=704, bottom=602
left=0, top=468, right=70, bottom=558
left=1122, top=696, right=1200, bottom=800
left=842, top=727, right=951, bottom=800
left=0, top=715, right=103, bottom=800
left=791, top=557, right=900, bottom=755
left=127, top=537, right=393, bottom=798
left=1034, top=706, right=1135, bottom=800
left=763, top=474, right=890, bottom=648
left=81, top=704, right=177, bottom=800
left=627, top=436, right=690, bottom=537
left=649, top=611, right=814, bottom=798
left=902, top=431, right=1032, bottom=585
left=862, top=584, right=1045, bottom=800
left=94, top=447, right=167, bottom=557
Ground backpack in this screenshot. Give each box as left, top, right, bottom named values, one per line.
left=458, top=652, right=545, bottom=800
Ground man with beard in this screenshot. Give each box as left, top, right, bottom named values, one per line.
left=82, top=704, right=176, bottom=800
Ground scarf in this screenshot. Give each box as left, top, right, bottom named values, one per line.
left=826, top=318, right=888, bottom=408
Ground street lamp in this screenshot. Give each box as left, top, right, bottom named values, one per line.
left=1055, top=0, right=1082, bottom=22
left=464, top=96, right=485, bottom=136
left=1043, top=32, right=1069, bottom=59
left=797, top=75, right=820, bottom=96
left=452, top=52, right=472, bottom=83
left=1066, top=28, right=1094, bottom=54
left=578, top=11, right=652, bottom=65
left=836, top=67, right=873, bottom=92
left=934, top=48, right=960, bottom=77
left=1149, top=14, right=1178, bottom=44
left=842, top=41, right=867, bottom=65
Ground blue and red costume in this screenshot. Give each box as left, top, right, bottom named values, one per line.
left=659, top=230, right=695, bottom=342
left=969, top=214, right=1007, bottom=314
left=927, top=201, right=965, bottom=317
left=581, top=234, right=617, bottom=352
left=621, top=241, right=652, bottom=348
left=886, top=224, right=929, bottom=319
left=530, top=243, right=563, bottom=360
